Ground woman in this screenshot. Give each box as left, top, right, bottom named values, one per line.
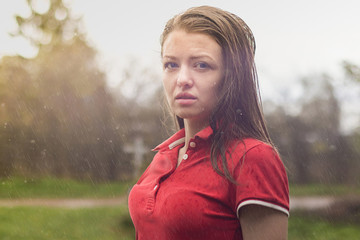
left=128, top=5, right=289, bottom=240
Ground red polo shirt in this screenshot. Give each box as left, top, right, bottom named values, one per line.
left=128, top=126, right=289, bottom=240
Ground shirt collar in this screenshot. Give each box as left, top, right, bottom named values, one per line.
left=153, top=125, right=213, bottom=151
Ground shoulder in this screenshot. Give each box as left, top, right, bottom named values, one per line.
left=228, top=138, right=285, bottom=176
left=231, top=139, right=290, bottom=216
left=229, top=138, right=277, bottom=161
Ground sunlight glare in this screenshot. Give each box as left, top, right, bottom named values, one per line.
left=31, top=0, right=50, bottom=14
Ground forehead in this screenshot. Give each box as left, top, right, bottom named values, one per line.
left=162, top=30, right=221, bottom=57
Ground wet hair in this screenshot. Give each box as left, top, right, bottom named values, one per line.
left=160, top=6, right=272, bottom=182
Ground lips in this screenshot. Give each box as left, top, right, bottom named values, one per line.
left=175, top=92, right=197, bottom=105
left=175, top=92, right=197, bottom=100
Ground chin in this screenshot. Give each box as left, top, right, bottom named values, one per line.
left=176, top=112, right=210, bottom=123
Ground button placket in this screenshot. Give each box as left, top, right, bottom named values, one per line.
left=182, top=140, right=197, bottom=161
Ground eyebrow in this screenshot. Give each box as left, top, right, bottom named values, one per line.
left=162, top=55, right=177, bottom=60
left=162, top=54, right=215, bottom=61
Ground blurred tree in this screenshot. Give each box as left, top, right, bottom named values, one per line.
left=300, top=75, right=341, bottom=144
left=266, top=104, right=312, bottom=183
left=343, top=61, right=360, bottom=83
left=342, top=61, right=360, bottom=184
left=0, top=56, right=34, bottom=175
left=266, top=74, right=358, bottom=184
left=343, top=60, right=360, bottom=132
left=112, top=60, right=170, bottom=176
left=0, top=0, right=173, bottom=181
left=12, top=0, right=81, bottom=50
left=0, top=0, right=131, bottom=181
left=299, top=76, right=348, bottom=183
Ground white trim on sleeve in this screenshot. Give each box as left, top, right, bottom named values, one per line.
left=236, top=200, right=289, bottom=218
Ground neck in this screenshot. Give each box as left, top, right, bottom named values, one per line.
left=176, top=118, right=209, bottom=167
left=183, top=119, right=208, bottom=147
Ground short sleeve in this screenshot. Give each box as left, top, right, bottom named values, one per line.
left=234, top=143, right=289, bottom=217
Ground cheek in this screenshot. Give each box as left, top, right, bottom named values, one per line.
left=209, top=79, right=222, bottom=98
left=214, top=74, right=224, bottom=96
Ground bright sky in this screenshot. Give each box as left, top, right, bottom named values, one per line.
left=1, top=0, right=360, bottom=86
left=1, top=0, right=360, bottom=130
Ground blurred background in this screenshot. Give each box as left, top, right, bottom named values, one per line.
left=0, top=0, right=359, bottom=239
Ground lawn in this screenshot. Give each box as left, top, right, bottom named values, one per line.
left=0, top=205, right=359, bottom=240
left=1, top=177, right=359, bottom=239
left=0, top=205, right=134, bottom=240
left=289, top=213, right=360, bottom=240
left=0, top=176, right=134, bottom=199
left=290, top=183, right=360, bottom=197
left=2, top=177, right=360, bottom=198
left=0, top=177, right=135, bottom=239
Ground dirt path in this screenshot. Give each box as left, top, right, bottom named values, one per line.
left=0, top=197, right=127, bottom=208
left=290, top=196, right=335, bottom=210
left=0, top=196, right=334, bottom=210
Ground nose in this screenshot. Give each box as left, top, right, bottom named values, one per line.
left=176, top=66, right=193, bottom=88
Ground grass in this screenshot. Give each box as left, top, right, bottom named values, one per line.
left=0, top=177, right=135, bottom=239
left=2, top=177, right=360, bottom=199
left=290, top=183, right=360, bottom=197
left=0, top=205, right=134, bottom=240
left=2, top=176, right=360, bottom=199
left=0, top=177, right=134, bottom=199
left=1, top=177, right=360, bottom=239
left=289, top=212, right=360, bottom=240
left=0, top=205, right=359, bottom=240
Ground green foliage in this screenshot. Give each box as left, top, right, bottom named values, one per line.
left=343, top=61, right=360, bottom=82
left=0, top=177, right=134, bottom=199
left=0, top=206, right=134, bottom=240
left=266, top=74, right=360, bottom=184
left=0, top=205, right=359, bottom=240
left=5, top=176, right=360, bottom=199
left=0, top=0, right=168, bottom=181
left=288, top=213, right=360, bottom=240
left=2, top=0, right=360, bottom=186
left=290, top=184, right=360, bottom=196
left=0, top=45, right=130, bottom=180
left=0, top=0, right=135, bottom=181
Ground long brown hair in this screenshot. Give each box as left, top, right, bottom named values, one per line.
left=160, top=6, right=273, bottom=182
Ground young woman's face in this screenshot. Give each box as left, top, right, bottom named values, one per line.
left=162, top=30, right=224, bottom=126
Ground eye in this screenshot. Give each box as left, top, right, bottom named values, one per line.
left=163, top=62, right=178, bottom=70
left=194, top=62, right=210, bottom=70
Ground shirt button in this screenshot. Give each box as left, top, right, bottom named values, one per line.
left=189, top=142, right=196, bottom=148
left=183, top=154, right=188, bottom=160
